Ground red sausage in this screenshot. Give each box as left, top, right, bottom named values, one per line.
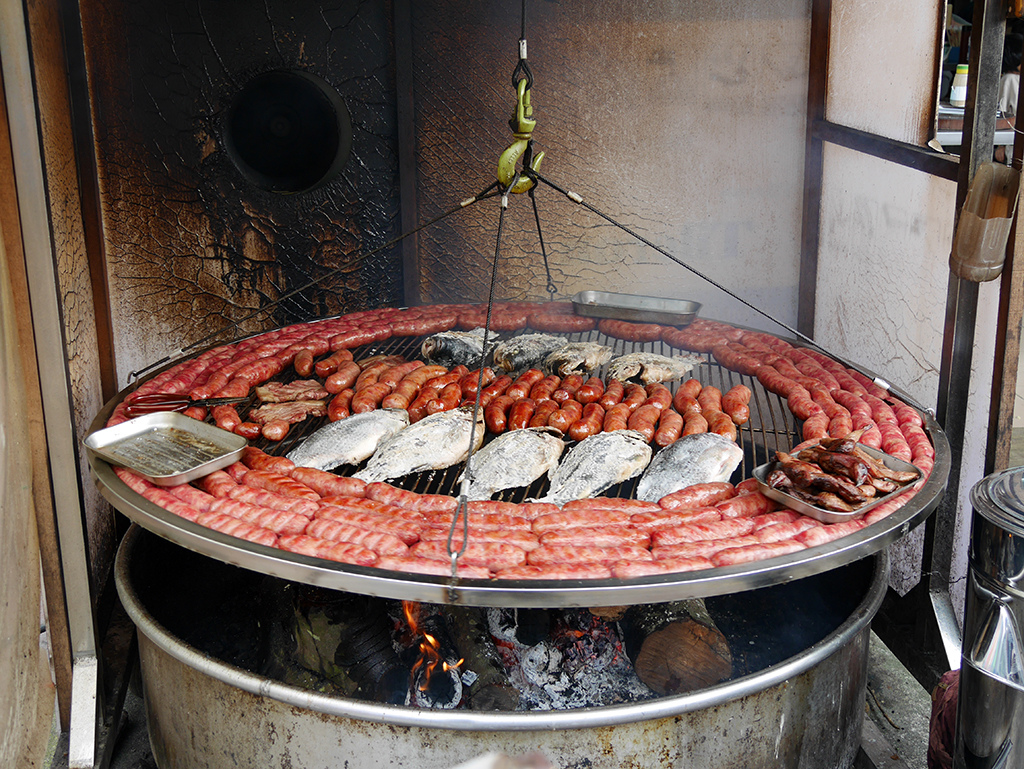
left=294, top=349, right=315, bottom=377
left=325, top=361, right=361, bottom=394
left=328, top=389, right=355, bottom=421
left=244, top=469, right=321, bottom=500
left=682, top=412, right=709, bottom=436
left=679, top=378, right=703, bottom=400
left=551, top=375, right=584, bottom=404
left=658, top=481, right=738, bottom=510
left=289, top=467, right=367, bottom=498
left=627, top=404, right=662, bottom=442
left=508, top=398, right=537, bottom=430
left=622, top=384, right=648, bottom=413
left=548, top=400, right=583, bottom=434
left=567, top=403, right=606, bottom=441
left=529, top=399, right=560, bottom=428
left=506, top=369, right=545, bottom=401
left=351, top=381, right=393, bottom=413
left=576, top=377, right=606, bottom=404
left=484, top=394, right=516, bottom=433
left=314, top=349, right=355, bottom=378
left=478, top=374, right=514, bottom=407
left=529, top=375, right=562, bottom=402
left=643, top=383, right=673, bottom=411
left=602, top=402, right=632, bottom=432
left=599, top=380, right=626, bottom=410
left=234, top=421, right=262, bottom=439
left=654, top=408, right=684, bottom=447
left=261, top=420, right=291, bottom=441
left=721, top=384, right=752, bottom=425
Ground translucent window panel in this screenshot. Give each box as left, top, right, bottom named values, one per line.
left=816, top=144, right=953, bottom=405
left=825, top=0, right=942, bottom=145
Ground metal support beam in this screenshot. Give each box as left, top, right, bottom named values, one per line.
left=929, top=0, right=1008, bottom=671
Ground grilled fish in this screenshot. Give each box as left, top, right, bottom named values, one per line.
left=458, top=426, right=566, bottom=500
left=635, top=432, right=744, bottom=502
left=354, top=406, right=485, bottom=482
left=492, top=334, right=566, bottom=374
left=538, top=429, right=653, bottom=506
left=421, top=328, right=492, bottom=369
left=285, top=409, right=410, bottom=471
left=606, top=352, right=704, bottom=384
left=543, top=342, right=613, bottom=377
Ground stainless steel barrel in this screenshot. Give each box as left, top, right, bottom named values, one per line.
left=956, top=468, right=1024, bottom=769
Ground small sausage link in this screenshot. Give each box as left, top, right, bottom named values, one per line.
left=654, top=408, right=684, bottom=447
left=551, top=374, right=584, bottom=404
left=378, top=360, right=425, bottom=390
left=599, top=379, right=625, bottom=410
left=234, top=421, right=262, bottom=439
left=679, top=378, right=703, bottom=400
left=460, top=367, right=497, bottom=401
left=529, top=374, right=563, bottom=402
left=575, top=376, right=605, bottom=404
left=643, top=383, right=673, bottom=411
left=697, top=385, right=723, bottom=414
left=622, top=383, right=648, bottom=413
left=261, top=419, right=291, bottom=441
left=603, top=402, right=632, bottom=432
left=508, top=398, right=537, bottom=430
left=351, top=381, right=393, bottom=413
left=721, top=384, right=752, bottom=425
left=426, top=382, right=462, bottom=415
left=478, top=374, right=514, bottom=407
left=293, top=349, right=315, bottom=377
left=567, top=402, right=606, bottom=441
left=705, top=410, right=738, bottom=441
left=682, top=412, right=709, bottom=436
left=211, top=404, right=242, bottom=433
left=529, top=399, right=560, bottom=428
left=484, top=394, right=516, bottom=433
left=328, top=389, right=355, bottom=421
left=627, top=404, right=662, bottom=442
left=506, top=369, right=545, bottom=400
left=673, top=392, right=702, bottom=417
left=547, top=399, right=583, bottom=434
left=325, top=361, right=361, bottom=394
left=314, top=349, right=355, bottom=378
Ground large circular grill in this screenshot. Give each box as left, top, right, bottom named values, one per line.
left=87, top=304, right=950, bottom=608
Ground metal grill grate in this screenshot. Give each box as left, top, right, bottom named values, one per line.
left=256, top=327, right=802, bottom=500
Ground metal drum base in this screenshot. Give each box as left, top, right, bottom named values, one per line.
left=117, top=526, right=887, bottom=769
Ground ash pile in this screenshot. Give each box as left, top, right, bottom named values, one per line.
left=263, top=584, right=733, bottom=711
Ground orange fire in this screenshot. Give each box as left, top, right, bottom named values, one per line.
left=402, top=600, right=463, bottom=692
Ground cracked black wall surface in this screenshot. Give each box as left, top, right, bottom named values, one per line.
left=80, top=0, right=403, bottom=380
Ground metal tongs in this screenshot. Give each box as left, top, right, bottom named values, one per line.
left=124, top=393, right=246, bottom=417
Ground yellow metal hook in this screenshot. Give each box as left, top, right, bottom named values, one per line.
left=497, top=79, right=544, bottom=194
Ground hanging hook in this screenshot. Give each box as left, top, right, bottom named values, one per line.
left=497, top=78, right=545, bottom=194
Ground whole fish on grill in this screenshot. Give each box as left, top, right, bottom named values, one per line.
left=353, top=406, right=485, bottom=483
left=543, top=342, right=614, bottom=377
left=285, top=409, right=410, bottom=471
left=635, top=432, right=745, bottom=502
left=606, top=352, right=704, bottom=384
left=492, top=333, right=567, bottom=374
left=458, top=426, right=566, bottom=500
left=538, top=429, right=653, bottom=506
left=420, top=328, right=492, bottom=369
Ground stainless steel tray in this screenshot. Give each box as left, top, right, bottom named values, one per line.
left=572, top=291, right=701, bottom=326
left=753, top=444, right=923, bottom=524
left=84, top=412, right=246, bottom=486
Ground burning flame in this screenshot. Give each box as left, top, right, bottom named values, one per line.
left=402, top=600, right=463, bottom=692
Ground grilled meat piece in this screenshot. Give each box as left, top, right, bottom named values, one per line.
left=797, top=446, right=872, bottom=486
left=775, top=452, right=866, bottom=505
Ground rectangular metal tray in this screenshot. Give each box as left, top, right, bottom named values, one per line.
left=571, top=290, right=701, bottom=326
left=84, top=411, right=246, bottom=486
left=753, top=443, right=921, bottom=524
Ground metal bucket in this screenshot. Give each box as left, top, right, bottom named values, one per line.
left=955, top=468, right=1024, bottom=769
left=116, top=525, right=888, bottom=769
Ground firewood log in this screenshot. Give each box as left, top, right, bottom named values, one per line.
left=621, top=599, right=732, bottom=695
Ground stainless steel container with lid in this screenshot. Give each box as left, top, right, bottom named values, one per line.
left=955, top=468, right=1024, bottom=769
